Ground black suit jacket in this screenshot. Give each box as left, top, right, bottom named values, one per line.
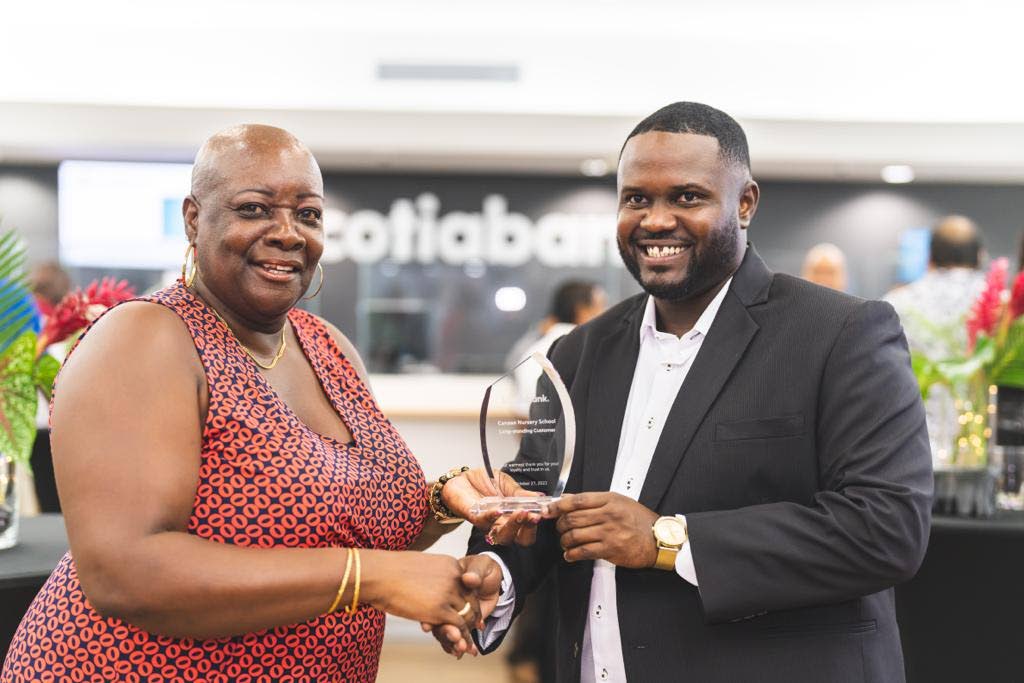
left=474, top=246, right=933, bottom=682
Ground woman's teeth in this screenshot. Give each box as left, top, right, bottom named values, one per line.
left=644, top=245, right=686, bottom=258
left=263, top=264, right=296, bottom=273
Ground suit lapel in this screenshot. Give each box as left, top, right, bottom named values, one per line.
left=637, top=248, right=769, bottom=510
left=580, top=300, right=643, bottom=494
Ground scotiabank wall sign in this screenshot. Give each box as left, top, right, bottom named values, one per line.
left=57, top=162, right=620, bottom=271
left=322, top=193, right=619, bottom=267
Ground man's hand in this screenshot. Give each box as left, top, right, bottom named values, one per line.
left=545, top=492, right=660, bottom=568
left=422, top=554, right=504, bottom=658
left=441, top=469, right=542, bottom=546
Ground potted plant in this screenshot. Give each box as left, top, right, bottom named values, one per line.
left=912, top=257, right=1024, bottom=516
left=0, top=228, right=134, bottom=549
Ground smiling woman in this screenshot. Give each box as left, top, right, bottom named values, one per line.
left=0, top=125, right=498, bottom=683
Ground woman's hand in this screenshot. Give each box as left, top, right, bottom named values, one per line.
left=441, top=469, right=542, bottom=546
left=422, top=554, right=504, bottom=658
left=363, top=551, right=482, bottom=653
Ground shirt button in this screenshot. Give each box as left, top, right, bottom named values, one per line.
left=625, top=477, right=634, bottom=491
left=646, top=417, right=656, bottom=430
left=600, top=668, right=609, bottom=681
left=594, top=604, right=603, bottom=618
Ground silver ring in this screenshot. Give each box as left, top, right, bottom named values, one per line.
left=457, top=601, right=473, bottom=617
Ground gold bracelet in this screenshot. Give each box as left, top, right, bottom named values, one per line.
left=345, top=548, right=362, bottom=614
left=326, top=548, right=354, bottom=614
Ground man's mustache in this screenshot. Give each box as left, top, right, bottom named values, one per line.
left=628, top=230, right=695, bottom=246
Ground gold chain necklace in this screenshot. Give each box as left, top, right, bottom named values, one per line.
left=210, top=306, right=287, bottom=370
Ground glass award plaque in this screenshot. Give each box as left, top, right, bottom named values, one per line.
left=469, top=351, right=575, bottom=515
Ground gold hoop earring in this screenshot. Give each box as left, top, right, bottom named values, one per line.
left=303, top=262, right=324, bottom=300
left=182, top=243, right=198, bottom=288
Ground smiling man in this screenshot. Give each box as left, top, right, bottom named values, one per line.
left=463, top=102, right=933, bottom=682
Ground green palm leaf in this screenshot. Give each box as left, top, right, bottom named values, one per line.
left=0, top=229, right=36, bottom=353
left=0, top=331, right=39, bottom=469
left=0, top=227, right=43, bottom=470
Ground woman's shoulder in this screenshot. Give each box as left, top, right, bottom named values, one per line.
left=69, top=300, right=200, bottom=371
left=91, top=299, right=190, bottom=337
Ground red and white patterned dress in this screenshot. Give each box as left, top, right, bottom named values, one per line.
left=1, top=281, right=428, bottom=682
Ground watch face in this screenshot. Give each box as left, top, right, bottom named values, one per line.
left=654, top=518, right=687, bottom=545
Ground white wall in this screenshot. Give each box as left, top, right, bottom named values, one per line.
left=1, top=1, right=1023, bottom=181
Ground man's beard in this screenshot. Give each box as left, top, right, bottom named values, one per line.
left=619, top=222, right=742, bottom=302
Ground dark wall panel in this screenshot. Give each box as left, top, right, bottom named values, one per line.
left=2, top=163, right=1021, bottom=371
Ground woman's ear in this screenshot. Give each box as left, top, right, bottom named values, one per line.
left=182, top=195, right=200, bottom=242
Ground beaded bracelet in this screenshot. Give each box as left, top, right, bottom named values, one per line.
left=428, top=466, right=471, bottom=523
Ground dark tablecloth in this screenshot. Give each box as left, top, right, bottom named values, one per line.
left=897, top=510, right=1024, bottom=683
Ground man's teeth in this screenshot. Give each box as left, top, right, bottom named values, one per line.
left=644, top=245, right=686, bottom=258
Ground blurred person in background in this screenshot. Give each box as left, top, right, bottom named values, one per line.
left=800, top=242, right=848, bottom=291
left=510, top=280, right=606, bottom=414
left=505, top=282, right=605, bottom=372
left=884, top=215, right=985, bottom=465
left=24, top=261, right=73, bottom=514
left=28, top=261, right=71, bottom=310
left=1, top=124, right=503, bottom=683
left=884, top=215, right=985, bottom=359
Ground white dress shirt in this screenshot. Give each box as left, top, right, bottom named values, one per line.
left=481, top=279, right=733, bottom=683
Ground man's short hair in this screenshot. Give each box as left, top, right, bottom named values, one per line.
left=930, top=215, right=981, bottom=268
left=622, top=102, right=750, bottom=171
left=551, top=281, right=597, bottom=324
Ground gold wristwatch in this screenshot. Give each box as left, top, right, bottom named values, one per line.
left=652, top=516, right=688, bottom=571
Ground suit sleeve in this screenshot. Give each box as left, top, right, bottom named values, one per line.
left=686, top=299, right=933, bottom=623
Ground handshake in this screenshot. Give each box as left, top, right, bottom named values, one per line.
left=404, top=468, right=662, bottom=659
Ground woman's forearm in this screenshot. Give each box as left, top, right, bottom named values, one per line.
left=82, top=533, right=392, bottom=639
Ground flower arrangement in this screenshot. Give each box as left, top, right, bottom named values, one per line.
left=0, top=230, right=135, bottom=472
left=912, top=257, right=1024, bottom=466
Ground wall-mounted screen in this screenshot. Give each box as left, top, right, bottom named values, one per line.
left=59, top=161, right=191, bottom=269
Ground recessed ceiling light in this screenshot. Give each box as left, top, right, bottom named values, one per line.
left=494, top=286, right=527, bottom=312
left=580, top=158, right=609, bottom=177
left=881, top=165, right=915, bottom=184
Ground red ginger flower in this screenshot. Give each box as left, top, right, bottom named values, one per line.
left=1009, top=271, right=1024, bottom=321
left=967, top=257, right=1008, bottom=352
left=36, top=277, right=135, bottom=354
left=33, top=293, right=54, bottom=318
left=84, top=277, right=135, bottom=310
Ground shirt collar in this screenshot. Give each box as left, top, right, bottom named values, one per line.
left=639, top=277, right=733, bottom=343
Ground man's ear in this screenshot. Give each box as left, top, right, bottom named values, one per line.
left=182, top=195, right=199, bottom=242
left=738, top=180, right=760, bottom=230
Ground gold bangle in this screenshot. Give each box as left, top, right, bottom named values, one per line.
left=345, top=548, right=362, bottom=614
left=327, top=548, right=354, bottom=614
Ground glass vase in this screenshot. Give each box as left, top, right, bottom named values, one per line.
left=933, top=383, right=998, bottom=517
left=0, top=454, right=18, bottom=549
left=951, top=383, right=994, bottom=468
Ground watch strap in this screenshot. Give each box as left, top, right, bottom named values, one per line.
left=654, top=546, right=678, bottom=571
